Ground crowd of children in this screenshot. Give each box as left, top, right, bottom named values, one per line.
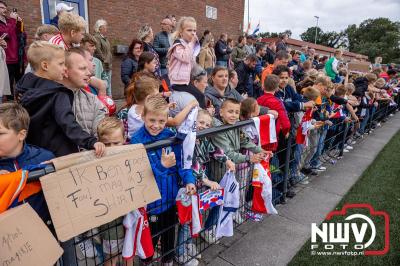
left=1, top=10, right=400, bottom=266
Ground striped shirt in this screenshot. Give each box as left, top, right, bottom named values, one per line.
left=49, top=33, right=70, bottom=50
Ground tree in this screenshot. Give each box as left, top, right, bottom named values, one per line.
left=257, top=29, right=292, bottom=39
left=300, top=27, right=347, bottom=48
left=345, top=18, right=400, bottom=63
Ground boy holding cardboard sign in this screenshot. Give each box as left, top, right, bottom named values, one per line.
left=130, top=95, right=196, bottom=265
left=0, top=103, right=54, bottom=225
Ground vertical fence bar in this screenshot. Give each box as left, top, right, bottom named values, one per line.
left=282, top=134, right=293, bottom=202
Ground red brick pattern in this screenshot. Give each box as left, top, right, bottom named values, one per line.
left=10, top=0, right=245, bottom=98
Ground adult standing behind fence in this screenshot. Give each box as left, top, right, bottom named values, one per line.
left=93, top=19, right=113, bottom=96
left=0, top=1, right=23, bottom=99
left=153, top=18, right=173, bottom=76
left=138, top=24, right=161, bottom=78
left=198, top=34, right=216, bottom=72
left=120, top=39, right=143, bottom=88
left=276, top=33, right=288, bottom=52
left=230, top=35, right=247, bottom=68
left=215, top=33, right=231, bottom=67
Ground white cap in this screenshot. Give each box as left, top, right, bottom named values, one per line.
left=56, top=3, right=74, bottom=13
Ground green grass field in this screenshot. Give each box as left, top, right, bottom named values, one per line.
left=289, top=131, right=400, bottom=266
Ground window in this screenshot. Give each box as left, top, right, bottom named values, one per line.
left=41, top=0, right=88, bottom=24
left=206, top=5, right=217, bottom=20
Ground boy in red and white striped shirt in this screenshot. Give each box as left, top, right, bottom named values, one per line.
left=49, top=12, right=86, bottom=50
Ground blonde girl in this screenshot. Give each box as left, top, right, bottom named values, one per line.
left=167, top=17, right=200, bottom=90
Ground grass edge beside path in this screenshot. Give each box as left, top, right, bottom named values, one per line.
left=288, top=130, right=400, bottom=266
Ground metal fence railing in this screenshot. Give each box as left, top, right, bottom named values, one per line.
left=26, top=93, right=399, bottom=265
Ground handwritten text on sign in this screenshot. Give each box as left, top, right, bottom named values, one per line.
left=0, top=204, right=63, bottom=266
left=40, top=144, right=160, bottom=241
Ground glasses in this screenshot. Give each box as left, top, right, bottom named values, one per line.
left=133, top=46, right=142, bottom=50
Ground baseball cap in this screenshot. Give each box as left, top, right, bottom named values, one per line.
left=56, top=3, right=74, bottom=13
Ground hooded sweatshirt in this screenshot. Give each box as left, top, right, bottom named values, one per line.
left=16, top=73, right=98, bottom=157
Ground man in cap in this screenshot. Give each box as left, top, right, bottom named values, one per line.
left=50, top=2, right=74, bottom=28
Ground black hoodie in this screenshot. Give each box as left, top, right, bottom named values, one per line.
left=16, top=73, right=98, bottom=157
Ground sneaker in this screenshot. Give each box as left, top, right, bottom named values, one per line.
left=314, top=166, right=326, bottom=171
left=246, top=211, right=264, bottom=222
left=346, top=145, right=353, bottom=150
left=175, top=254, right=199, bottom=266
left=343, top=148, right=350, bottom=153
left=201, top=227, right=217, bottom=244
left=75, top=237, right=98, bottom=259
left=299, top=175, right=309, bottom=185
left=377, top=122, right=382, bottom=127
left=186, top=243, right=201, bottom=259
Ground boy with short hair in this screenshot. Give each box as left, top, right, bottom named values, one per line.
left=97, top=117, right=125, bottom=266
left=130, top=94, right=196, bottom=265
left=212, top=98, right=267, bottom=167
left=81, top=33, right=104, bottom=79
left=325, top=49, right=343, bottom=83
left=0, top=103, right=54, bottom=224
left=16, top=41, right=105, bottom=157
left=49, top=12, right=86, bottom=50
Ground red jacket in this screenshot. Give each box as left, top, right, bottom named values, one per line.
left=0, top=17, right=21, bottom=64
left=257, top=93, right=291, bottom=150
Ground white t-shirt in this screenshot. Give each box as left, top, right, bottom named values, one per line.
left=127, top=104, right=144, bottom=138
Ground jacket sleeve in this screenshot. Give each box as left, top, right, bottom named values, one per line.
left=52, top=92, right=98, bottom=150
left=171, top=44, right=193, bottom=64
left=211, top=131, right=246, bottom=163
left=153, top=34, right=169, bottom=56
left=277, top=102, right=291, bottom=135
left=121, top=59, right=134, bottom=86
left=215, top=41, right=225, bottom=56
left=230, top=48, right=239, bottom=64
left=92, top=98, right=107, bottom=137
left=198, top=50, right=206, bottom=68
left=235, top=65, right=247, bottom=94
left=94, top=35, right=106, bottom=63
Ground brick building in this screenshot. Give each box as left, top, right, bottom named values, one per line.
left=11, top=0, right=245, bottom=98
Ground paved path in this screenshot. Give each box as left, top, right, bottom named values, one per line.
left=203, top=113, right=400, bottom=266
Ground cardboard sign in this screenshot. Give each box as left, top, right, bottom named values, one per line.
left=0, top=204, right=63, bottom=266
left=40, top=144, right=160, bottom=241
left=348, top=61, right=371, bottom=73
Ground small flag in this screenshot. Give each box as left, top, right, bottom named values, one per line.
left=198, top=189, right=224, bottom=213
left=252, top=21, right=260, bottom=35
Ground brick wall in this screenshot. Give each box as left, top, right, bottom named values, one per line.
left=10, top=0, right=245, bottom=99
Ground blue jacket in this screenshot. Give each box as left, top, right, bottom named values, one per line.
left=0, top=144, right=54, bottom=222
left=120, top=57, right=138, bottom=87
left=130, top=126, right=195, bottom=214
left=275, top=85, right=305, bottom=113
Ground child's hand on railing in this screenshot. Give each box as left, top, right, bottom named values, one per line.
left=161, top=148, right=176, bottom=168
left=268, top=110, right=279, bottom=118
left=226, top=160, right=236, bottom=172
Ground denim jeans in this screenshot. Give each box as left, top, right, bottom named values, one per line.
left=177, top=224, right=191, bottom=256
left=310, top=128, right=328, bottom=168
left=359, top=110, right=370, bottom=134
left=216, top=61, right=227, bottom=67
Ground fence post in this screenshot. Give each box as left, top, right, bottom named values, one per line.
left=282, top=134, right=293, bottom=202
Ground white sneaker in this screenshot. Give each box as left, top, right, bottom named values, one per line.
left=346, top=145, right=354, bottom=150
left=186, top=243, right=201, bottom=259
left=175, top=254, right=199, bottom=266
left=343, top=149, right=350, bottom=153
left=315, top=166, right=327, bottom=171
left=299, top=175, right=309, bottom=185
left=201, top=227, right=217, bottom=244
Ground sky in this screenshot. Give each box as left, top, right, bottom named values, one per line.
left=244, top=0, right=400, bottom=39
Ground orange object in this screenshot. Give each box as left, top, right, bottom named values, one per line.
left=0, top=170, right=28, bottom=213
left=261, top=65, right=275, bottom=89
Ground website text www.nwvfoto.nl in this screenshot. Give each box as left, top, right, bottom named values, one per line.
left=310, top=250, right=365, bottom=256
